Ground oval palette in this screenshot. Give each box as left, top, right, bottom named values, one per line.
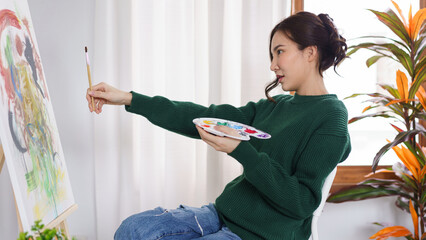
left=193, top=118, right=271, bottom=141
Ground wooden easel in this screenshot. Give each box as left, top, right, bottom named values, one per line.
left=0, top=145, right=77, bottom=239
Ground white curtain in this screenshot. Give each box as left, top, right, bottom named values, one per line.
left=92, top=0, right=290, bottom=238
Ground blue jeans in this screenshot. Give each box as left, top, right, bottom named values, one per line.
left=114, top=203, right=242, bottom=240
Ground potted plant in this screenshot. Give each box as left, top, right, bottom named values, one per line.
left=326, top=1, right=425, bottom=239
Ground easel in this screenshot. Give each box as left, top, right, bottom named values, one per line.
left=0, top=145, right=77, bottom=239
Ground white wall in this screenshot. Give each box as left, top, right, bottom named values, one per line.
left=0, top=1, right=413, bottom=240
left=321, top=197, right=411, bottom=239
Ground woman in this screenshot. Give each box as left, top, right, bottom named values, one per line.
left=87, top=11, right=351, bottom=240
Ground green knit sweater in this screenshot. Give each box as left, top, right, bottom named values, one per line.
left=125, top=92, right=351, bottom=240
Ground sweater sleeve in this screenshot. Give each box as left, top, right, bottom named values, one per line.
left=124, top=91, right=266, bottom=139
left=228, top=113, right=351, bottom=220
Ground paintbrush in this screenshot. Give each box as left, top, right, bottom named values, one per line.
left=85, top=46, right=95, bottom=111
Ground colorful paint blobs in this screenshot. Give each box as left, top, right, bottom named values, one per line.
left=0, top=1, right=74, bottom=233
left=193, top=118, right=271, bottom=141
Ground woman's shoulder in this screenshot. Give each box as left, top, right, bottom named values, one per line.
left=322, top=96, right=347, bottom=110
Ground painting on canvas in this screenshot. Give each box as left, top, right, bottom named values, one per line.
left=0, top=0, right=75, bottom=232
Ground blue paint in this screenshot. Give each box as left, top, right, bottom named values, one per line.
left=10, top=65, right=23, bottom=101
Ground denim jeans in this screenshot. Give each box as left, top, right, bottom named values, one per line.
left=114, top=203, right=242, bottom=240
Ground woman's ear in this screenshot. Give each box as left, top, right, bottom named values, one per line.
left=304, top=45, right=318, bottom=62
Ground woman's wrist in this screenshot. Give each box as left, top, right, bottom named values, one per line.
left=123, top=91, right=133, bottom=105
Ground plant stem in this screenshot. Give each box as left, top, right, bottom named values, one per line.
left=418, top=182, right=425, bottom=238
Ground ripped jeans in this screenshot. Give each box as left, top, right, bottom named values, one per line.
left=114, top=203, right=242, bottom=240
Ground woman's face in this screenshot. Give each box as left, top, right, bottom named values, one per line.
left=269, top=31, right=311, bottom=92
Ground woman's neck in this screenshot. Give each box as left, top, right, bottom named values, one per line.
left=296, top=74, right=328, bottom=96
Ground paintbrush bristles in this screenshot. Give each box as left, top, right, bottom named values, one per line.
left=85, top=46, right=87, bottom=52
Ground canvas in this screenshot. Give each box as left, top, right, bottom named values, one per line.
left=0, top=0, right=75, bottom=232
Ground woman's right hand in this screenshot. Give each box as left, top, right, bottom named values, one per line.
left=86, top=82, right=133, bottom=114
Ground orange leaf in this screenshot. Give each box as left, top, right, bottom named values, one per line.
left=362, top=105, right=373, bottom=113
left=364, top=168, right=395, bottom=178
left=385, top=99, right=416, bottom=106
left=401, top=146, right=421, bottom=180
left=408, top=5, right=413, bottom=39
left=392, top=145, right=418, bottom=180
left=391, top=0, right=408, bottom=32
left=420, top=165, right=426, bottom=181
left=402, top=146, right=421, bottom=171
left=409, top=200, right=419, bottom=238
left=416, top=85, right=426, bottom=110
left=396, top=70, right=409, bottom=101
left=412, top=8, right=426, bottom=40
left=369, top=226, right=412, bottom=239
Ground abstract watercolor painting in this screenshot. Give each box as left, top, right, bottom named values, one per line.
left=0, top=0, right=74, bottom=232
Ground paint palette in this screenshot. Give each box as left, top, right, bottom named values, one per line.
left=193, top=118, right=271, bottom=141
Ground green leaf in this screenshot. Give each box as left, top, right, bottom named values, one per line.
left=344, top=92, right=393, bottom=101
left=396, top=196, right=410, bottom=213
left=408, top=65, right=426, bottom=99
left=400, top=173, right=418, bottom=192
left=327, top=185, right=399, bottom=203
left=414, top=36, right=425, bottom=62
left=363, top=97, right=391, bottom=107
left=348, top=112, right=395, bottom=124
left=353, top=35, right=410, bottom=52
left=368, top=9, right=411, bottom=46
left=415, top=56, right=426, bottom=75
left=17, top=232, right=29, bottom=240
left=379, top=84, right=401, bottom=99
left=387, top=104, right=405, bottom=118
left=360, top=178, right=402, bottom=187
left=348, top=43, right=397, bottom=61
left=372, top=129, right=426, bottom=171
left=422, top=190, right=426, bottom=205
left=399, top=102, right=423, bottom=116
left=346, top=47, right=360, bottom=57
left=366, top=55, right=385, bottom=67
left=414, top=56, right=426, bottom=78
left=390, top=47, right=414, bottom=77
left=372, top=42, right=414, bottom=77
left=372, top=222, right=386, bottom=227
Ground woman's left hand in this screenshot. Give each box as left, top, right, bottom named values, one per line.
left=196, top=125, right=241, bottom=154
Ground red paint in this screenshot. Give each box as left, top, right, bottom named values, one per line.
left=0, top=10, right=22, bottom=101
left=15, top=35, right=23, bottom=56
left=245, top=129, right=257, bottom=134
left=202, top=125, right=210, bottom=128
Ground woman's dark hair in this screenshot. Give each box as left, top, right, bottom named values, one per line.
left=265, top=11, right=348, bottom=102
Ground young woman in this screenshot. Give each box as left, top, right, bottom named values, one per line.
left=87, top=11, right=351, bottom=240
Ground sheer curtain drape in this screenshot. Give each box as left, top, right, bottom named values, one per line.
left=92, top=0, right=289, bottom=238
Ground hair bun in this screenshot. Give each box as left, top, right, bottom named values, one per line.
left=318, top=13, right=347, bottom=72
